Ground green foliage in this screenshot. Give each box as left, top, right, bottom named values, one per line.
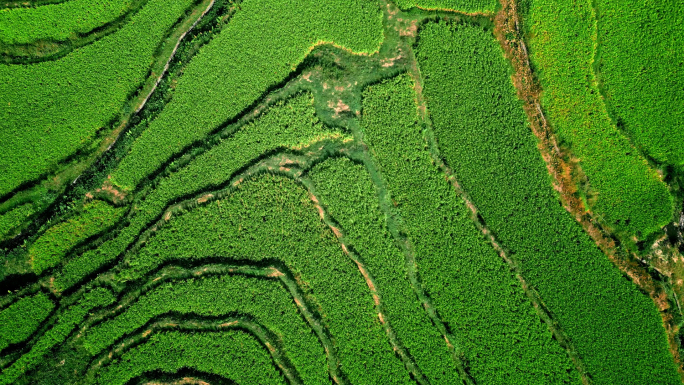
left=112, top=0, right=383, bottom=189
left=29, top=200, right=124, bottom=275
left=0, top=203, right=34, bottom=240
left=0, top=288, right=114, bottom=385
left=309, top=157, right=461, bottom=384
left=523, top=0, right=673, bottom=239
left=393, top=0, right=497, bottom=13
left=360, top=73, right=578, bottom=384
left=415, top=20, right=679, bottom=384
left=594, top=0, right=684, bottom=169
left=120, top=174, right=413, bottom=384
left=0, top=0, right=195, bottom=196
left=83, top=274, right=329, bottom=385
left=0, top=0, right=137, bottom=45
left=0, top=292, right=53, bottom=351
left=96, top=330, right=285, bottom=385
left=54, top=93, right=345, bottom=292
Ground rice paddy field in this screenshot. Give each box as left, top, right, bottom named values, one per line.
left=1, top=0, right=683, bottom=384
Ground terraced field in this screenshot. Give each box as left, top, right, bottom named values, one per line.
left=1, top=0, right=683, bottom=384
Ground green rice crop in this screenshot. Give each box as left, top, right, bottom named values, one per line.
left=111, top=0, right=383, bottom=190
left=0, top=288, right=114, bottom=385
left=522, top=0, right=674, bottom=239
left=0, top=0, right=195, bottom=196
left=83, top=274, right=329, bottom=385
left=53, top=93, right=345, bottom=292
left=28, top=200, right=124, bottom=274
left=393, top=0, right=497, bottom=12
left=120, top=174, right=413, bottom=384
left=360, top=73, right=579, bottom=384
left=309, top=157, right=461, bottom=384
left=95, top=330, right=285, bottom=385
left=415, top=20, right=679, bottom=385
left=0, top=292, right=54, bottom=351
left=0, top=203, right=34, bottom=240
left=594, top=0, right=684, bottom=169
left=0, top=0, right=138, bottom=46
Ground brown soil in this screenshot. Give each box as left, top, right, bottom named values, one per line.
left=89, top=175, right=128, bottom=204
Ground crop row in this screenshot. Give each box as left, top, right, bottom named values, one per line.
left=96, top=329, right=285, bottom=385
left=415, top=19, right=679, bottom=384
left=0, top=0, right=145, bottom=58
left=522, top=0, right=673, bottom=240
left=27, top=200, right=124, bottom=275
left=0, top=292, right=53, bottom=352
left=81, top=272, right=329, bottom=385
left=359, top=72, right=578, bottom=384
left=117, top=172, right=415, bottom=384
left=593, top=0, right=684, bottom=171
left=393, top=0, right=497, bottom=13
left=89, top=316, right=300, bottom=385
left=0, top=0, right=196, bottom=197
left=111, top=0, right=384, bottom=190
left=0, top=203, right=34, bottom=241
left=308, top=156, right=461, bottom=384
left=53, top=92, right=346, bottom=292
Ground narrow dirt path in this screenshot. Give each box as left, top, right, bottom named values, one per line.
left=302, top=176, right=430, bottom=385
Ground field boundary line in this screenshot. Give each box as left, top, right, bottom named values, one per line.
left=402, top=20, right=594, bottom=384
left=76, top=261, right=347, bottom=385
left=0, top=0, right=152, bottom=64
left=492, top=0, right=684, bottom=379
left=85, top=315, right=302, bottom=385
left=345, top=118, right=475, bottom=385
left=301, top=175, right=430, bottom=385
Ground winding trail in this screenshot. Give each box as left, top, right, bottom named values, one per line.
left=302, top=175, right=430, bottom=385
left=91, top=140, right=429, bottom=384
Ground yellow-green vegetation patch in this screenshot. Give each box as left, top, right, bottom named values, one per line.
left=29, top=200, right=124, bottom=274
left=112, top=0, right=383, bottom=189
left=524, top=0, right=674, bottom=240
left=594, top=0, right=684, bottom=170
